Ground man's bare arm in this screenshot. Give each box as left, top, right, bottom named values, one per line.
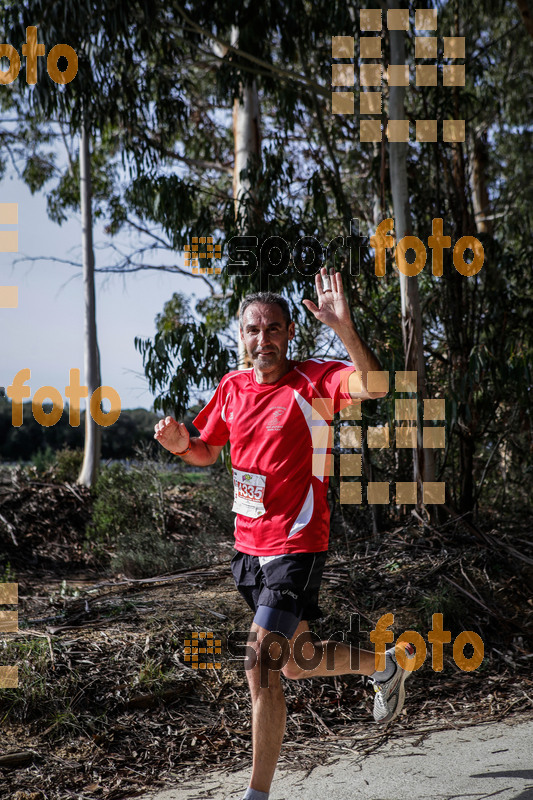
left=333, top=323, right=385, bottom=400
left=302, top=267, right=386, bottom=400
left=154, top=416, right=223, bottom=466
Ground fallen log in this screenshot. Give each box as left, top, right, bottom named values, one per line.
left=0, top=751, right=35, bottom=768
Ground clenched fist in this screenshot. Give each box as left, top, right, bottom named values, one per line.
left=154, top=416, right=190, bottom=455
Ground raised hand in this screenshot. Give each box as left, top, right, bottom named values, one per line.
left=302, top=267, right=352, bottom=333
left=154, top=416, right=190, bottom=454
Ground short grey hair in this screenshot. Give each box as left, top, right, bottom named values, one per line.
left=239, top=292, right=292, bottom=329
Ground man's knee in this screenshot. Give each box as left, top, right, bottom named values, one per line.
left=246, top=630, right=290, bottom=687
left=281, top=659, right=304, bottom=680
left=282, top=630, right=323, bottom=680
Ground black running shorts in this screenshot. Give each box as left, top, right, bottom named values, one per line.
left=230, top=550, right=328, bottom=623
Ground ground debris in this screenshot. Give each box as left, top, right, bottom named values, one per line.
left=1, top=469, right=532, bottom=799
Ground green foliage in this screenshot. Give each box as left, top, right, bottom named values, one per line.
left=110, top=527, right=180, bottom=579
left=32, top=445, right=56, bottom=474
left=0, top=638, right=53, bottom=723
left=87, top=458, right=181, bottom=578
left=46, top=142, right=120, bottom=225
left=53, top=448, right=84, bottom=483
left=417, top=586, right=466, bottom=635
left=125, top=175, right=200, bottom=251
left=135, top=322, right=233, bottom=418
left=100, top=409, right=162, bottom=460
left=195, top=295, right=235, bottom=337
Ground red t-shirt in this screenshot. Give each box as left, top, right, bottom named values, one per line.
left=192, top=359, right=356, bottom=556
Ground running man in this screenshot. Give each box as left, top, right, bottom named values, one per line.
left=154, top=267, right=414, bottom=800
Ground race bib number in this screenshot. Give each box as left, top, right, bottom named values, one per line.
left=232, top=468, right=266, bottom=518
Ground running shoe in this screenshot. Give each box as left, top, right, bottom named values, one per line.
left=372, top=642, right=416, bottom=724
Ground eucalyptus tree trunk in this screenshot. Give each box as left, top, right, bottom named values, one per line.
left=77, top=117, right=102, bottom=487
left=388, top=3, right=435, bottom=500
left=231, top=27, right=261, bottom=369
left=470, top=128, right=492, bottom=235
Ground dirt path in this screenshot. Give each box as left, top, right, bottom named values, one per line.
left=137, top=716, right=533, bottom=800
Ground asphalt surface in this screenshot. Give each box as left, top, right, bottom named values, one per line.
left=139, top=716, right=533, bottom=800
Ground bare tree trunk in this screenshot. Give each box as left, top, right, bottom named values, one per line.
left=232, top=90, right=261, bottom=224
left=231, top=26, right=261, bottom=369
left=388, top=2, right=435, bottom=503
left=77, top=116, right=102, bottom=487
left=470, top=129, right=492, bottom=235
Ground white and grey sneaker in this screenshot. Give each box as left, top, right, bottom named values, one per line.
left=372, top=642, right=416, bottom=723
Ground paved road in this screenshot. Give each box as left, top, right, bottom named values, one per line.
left=138, top=716, right=533, bottom=800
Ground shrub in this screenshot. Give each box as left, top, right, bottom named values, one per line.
left=87, top=459, right=182, bottom=578
left=88, top=463, right=150, bottom=545
left=417, top=584, right=466, bottom=635
left=52, top=447, right=84, bottom=483
left=32, top=446, right=56, bottom=474
left=110, top=528, right=179, bottom=579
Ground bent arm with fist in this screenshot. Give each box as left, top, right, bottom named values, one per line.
left=153, top=416, right=223, bottom=466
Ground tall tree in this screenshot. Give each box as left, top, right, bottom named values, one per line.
left=230, top=25, right=261, bottom=370
left=2, top=0, right=191, bottom=482
left=388, top=0, right=435, bottom=500
left=77, top=114, right=101, bottom=486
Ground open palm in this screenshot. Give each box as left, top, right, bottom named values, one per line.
left=302, top=267, right=352, bottom=332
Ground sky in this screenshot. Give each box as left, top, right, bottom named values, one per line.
left=0, top=168, right=212, bottom=413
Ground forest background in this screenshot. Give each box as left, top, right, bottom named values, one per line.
left=1, top=0, right=531, bottom=511
left=0, top=1, right=532, bottom=796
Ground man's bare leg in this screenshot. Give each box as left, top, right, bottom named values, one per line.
left=244, top=619, right=378, bottom=795
left=244, top=622, right=288, bottom=794
left=281, top=619, right=377, bottom=680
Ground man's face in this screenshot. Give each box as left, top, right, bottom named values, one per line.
left=240, top=303, right=295, bottom=371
